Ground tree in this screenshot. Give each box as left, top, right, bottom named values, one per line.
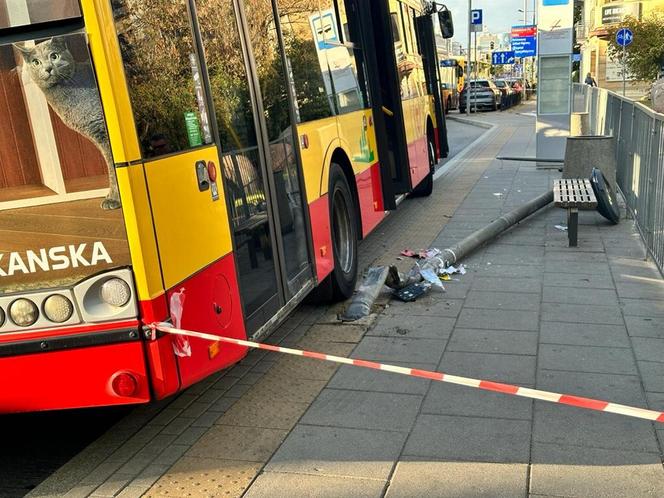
left=606, top=13, right=664, bottom=83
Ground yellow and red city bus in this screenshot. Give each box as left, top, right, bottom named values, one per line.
left=0, top=0, right=452, bottom=413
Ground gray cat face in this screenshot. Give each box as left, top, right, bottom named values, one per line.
left=15, top=38, right=75, bottom=89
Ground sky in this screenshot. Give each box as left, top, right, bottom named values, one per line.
left=442, top=0, right=537, bottom=49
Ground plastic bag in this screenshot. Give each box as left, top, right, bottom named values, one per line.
left=170, top=288, right=191, bottom=357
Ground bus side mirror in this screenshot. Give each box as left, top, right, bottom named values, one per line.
left=438, top=9, right=454, bottom=39
left=457, top=65, right=464, bottom=78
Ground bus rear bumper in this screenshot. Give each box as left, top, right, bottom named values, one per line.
left=0, top=331, right=150, bottom=413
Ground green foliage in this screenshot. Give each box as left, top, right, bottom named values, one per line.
left=606, top=13, right=664, bottom=83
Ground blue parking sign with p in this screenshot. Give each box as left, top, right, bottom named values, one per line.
left=471, top=9, right=482, bottom=25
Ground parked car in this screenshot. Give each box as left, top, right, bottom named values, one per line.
left=494, top=79, right=519, bottom=108
left=459, top=80, right=501, bottom=113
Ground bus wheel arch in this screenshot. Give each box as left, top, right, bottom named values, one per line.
left=330, top=149, right=363, bottom=241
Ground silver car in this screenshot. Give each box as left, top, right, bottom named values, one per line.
left=459, top=80, right=501, bottom=112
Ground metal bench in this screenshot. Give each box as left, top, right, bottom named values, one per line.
left=553, top=179, right=598, bottom=247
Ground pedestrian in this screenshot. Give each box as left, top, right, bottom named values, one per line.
left=584, top=72, right=597, bottom=87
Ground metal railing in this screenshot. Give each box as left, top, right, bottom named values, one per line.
left=573, top=83, right=664, bottom=274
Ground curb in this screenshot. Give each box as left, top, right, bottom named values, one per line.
left=447, top=115, right=494, bottom=129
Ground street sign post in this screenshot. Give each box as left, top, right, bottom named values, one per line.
left=616, top=27, right=633, bottom=96
left=470, top=9, right=483, bottom=113
left=492, top=51, right=516, bottom=65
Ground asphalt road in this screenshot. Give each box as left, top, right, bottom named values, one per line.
left=0, top=118, right=485, bottom=498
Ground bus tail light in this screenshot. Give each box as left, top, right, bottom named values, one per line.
left=9, top=299, right=39, bottom=327
left=111, top=372, right=138, bottom=397
left=100, top=278, right=132, bottom=307
left=43, top=294, right=74, bottom=323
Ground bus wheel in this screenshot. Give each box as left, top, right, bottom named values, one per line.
left=327, top=163, right=358, bottom=300
left=411, top=139, right=435, bottom=197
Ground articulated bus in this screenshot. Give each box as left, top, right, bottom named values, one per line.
left=0, top=0, right=453, bottom=413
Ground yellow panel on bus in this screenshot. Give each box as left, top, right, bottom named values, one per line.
left=144, top=147, right=233, bottom=290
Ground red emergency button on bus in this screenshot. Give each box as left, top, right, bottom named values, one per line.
left=207, top=161, right=217, bottom=182
left=111, top=372, right=138, bottom=397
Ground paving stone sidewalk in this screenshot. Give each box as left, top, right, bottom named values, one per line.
left=30, top=105, right=664, bottom=498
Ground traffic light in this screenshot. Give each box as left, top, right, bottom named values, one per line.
left=490, top=41, right=495, bottom=50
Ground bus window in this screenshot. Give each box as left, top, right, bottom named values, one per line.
left=390, top=13, right=400, bottom=42
left=410, top=7, right=420, bottom=54
left=320, top=0, right=370, bottom=114
left=113, top=0, right=213, bottom=159
left=244, top=0, right=312, bottom=293
left=194, top=0, right=280, bottom=317
left=398, top=2, right=409, bottom=53
left=278, top=3, right=336, bottom=121
left=0, top=0, right=80, bottom=29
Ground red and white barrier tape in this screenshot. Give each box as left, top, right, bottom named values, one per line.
left=151, top=323, right=664, bottom=423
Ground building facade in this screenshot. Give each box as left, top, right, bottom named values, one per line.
left=578, top=0, right=664, bottom=97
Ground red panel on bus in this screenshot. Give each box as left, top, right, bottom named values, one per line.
left=357, top=163, right=385, bottom=237
left=166, top=253, right=248, bottom=390
left=0, top=341, right=150, bottom=413
left=308, top=194, right=334, bottom=282
left=408, top=135, right=429, bottom=189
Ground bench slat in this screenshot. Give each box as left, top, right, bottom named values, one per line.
left=553, top=178, right=598, bottom=209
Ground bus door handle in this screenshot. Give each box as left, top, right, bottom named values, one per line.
left=382, top=106, right=394, bottom=117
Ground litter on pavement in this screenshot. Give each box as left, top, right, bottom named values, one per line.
left=400, top=248, right=442, bottom=259
left=393, top=282, right=430, bottom=302
left=387, top=248, right=468, bottom=302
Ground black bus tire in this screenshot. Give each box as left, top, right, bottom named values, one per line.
left=326, top=163, right=358, bottom=300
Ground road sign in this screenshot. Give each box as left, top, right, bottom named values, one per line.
left=511, top=25, right=537, bottom=37
left=616, top=27, right=633, bottom=47
left=512, top=37, right=537, bottom=57
left=470, top=9, right=483, bottom=33
left=440, top=59, right=458, bottom=67
left=511, top=24, right=537, bottom=58
left=492, top=51, right=515, bottom=65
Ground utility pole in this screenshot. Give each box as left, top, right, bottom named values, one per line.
left=622, top=41, right=627, bottom=96
left=467, top=0, right=472, bottom=116
left=523, top=0, right=529, bottom=87
left=474, top=28, right=478, bottom=112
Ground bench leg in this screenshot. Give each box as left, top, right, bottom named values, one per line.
left=567, top=208, right=579, bottom=247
